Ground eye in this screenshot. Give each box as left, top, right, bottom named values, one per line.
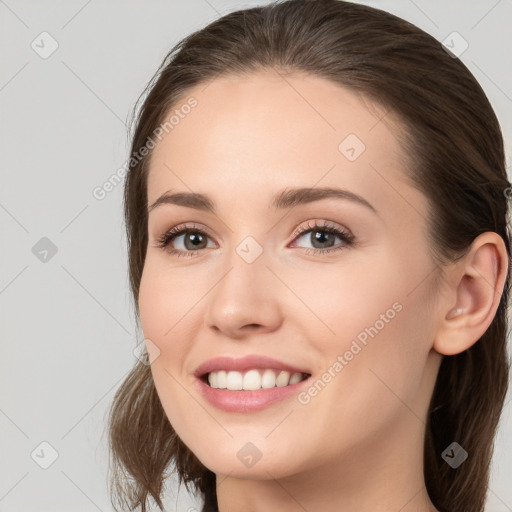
left=154, top=220, right=355, bottom=258
left=154, top=223, right=216, bottom=258
left=289, top=220, right=355, bottom=255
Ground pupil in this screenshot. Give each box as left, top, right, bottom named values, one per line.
left=313, top=231, right=333, bottom=248
left=185, top=232, right=205, bottom=249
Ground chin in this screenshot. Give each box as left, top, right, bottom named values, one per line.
left=192, top=443, right=305, bottom=480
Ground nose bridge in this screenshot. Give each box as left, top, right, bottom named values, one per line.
left=215, top=234, right=270, bottom=303
left=204, top=234, right=282, bottom=334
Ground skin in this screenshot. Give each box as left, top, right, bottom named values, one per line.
left=138, top=69, right=508, bottom=512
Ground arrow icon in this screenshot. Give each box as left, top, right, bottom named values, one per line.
left=236, top=236, right=263, bottom=263
left=31, top=31, right=59, bottom=59
left=237, top=441, right=262, bottom=467
left=442, top=32, right=468, bottom=59
left=31, top=441, right=59, bottom=469
left=32, top=237, right=58, bottom=262
left=441, top=441, right=468, bottom=468
left=339, top=133, right=365, bottom=161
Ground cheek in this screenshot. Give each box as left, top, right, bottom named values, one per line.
left=137, top=261, right=198, bottom=399
left=138, top=263, right=204, bottom=437
left=280, top=254, right=394, bottom=344
left=304, top=308, right=429, bottom=455
left=299, top=254, right=431, bottom=418
left=138, top=257, right=203, bottom=341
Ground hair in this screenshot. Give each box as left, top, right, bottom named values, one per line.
left=106, top=1, right=512, bottom=511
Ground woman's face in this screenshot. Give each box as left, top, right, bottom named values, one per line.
left=139, top=70, right=444, bottom=481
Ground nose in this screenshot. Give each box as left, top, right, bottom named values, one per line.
left=203, top=248, right=283, bottom=338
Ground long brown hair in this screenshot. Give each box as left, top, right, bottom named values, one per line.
left=106, top=1, right=512, bottom=511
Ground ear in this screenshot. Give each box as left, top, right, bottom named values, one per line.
left=433, top=232, right=509, bottom=356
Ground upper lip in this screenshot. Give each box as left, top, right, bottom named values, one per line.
left=194, top=355, right=312, bottom=378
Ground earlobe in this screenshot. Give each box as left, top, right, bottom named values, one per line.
left=432, top=232, right=509, bottom=356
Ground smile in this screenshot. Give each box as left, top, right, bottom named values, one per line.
left=205, top=369, right=310, bottom=390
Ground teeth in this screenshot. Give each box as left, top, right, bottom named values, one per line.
left=207, top=369, right=308, bottom=390
left=261, top=369, right=276, bottom=389
left=288, top=372, right=304, bottom=385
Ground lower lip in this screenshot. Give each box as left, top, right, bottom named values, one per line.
left=195, top=375, right=312, bottom=412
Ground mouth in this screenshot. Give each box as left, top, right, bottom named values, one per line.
left=193, top=356, right=314, bottom=412
left=199, top=368, right=312, bottom=391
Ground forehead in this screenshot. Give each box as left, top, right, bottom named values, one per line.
left=151, top=69, right=398, bottom=163
left=146, top=69, right=426, bottom=224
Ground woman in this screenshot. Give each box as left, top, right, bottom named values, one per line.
left=107, top=1, right=511, bottom=511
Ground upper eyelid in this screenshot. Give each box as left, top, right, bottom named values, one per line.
left=291, top=220, right=349, bottom=237
left=163, top=220, right=351, bottom=244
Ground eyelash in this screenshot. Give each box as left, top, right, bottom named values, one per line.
left=154, top=220, right=355, bottom=258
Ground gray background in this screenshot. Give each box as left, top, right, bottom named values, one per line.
left=0, top=0, right=511, bottom=511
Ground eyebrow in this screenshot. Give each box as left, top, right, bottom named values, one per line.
left=148, top=187, right=377, bottom=215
